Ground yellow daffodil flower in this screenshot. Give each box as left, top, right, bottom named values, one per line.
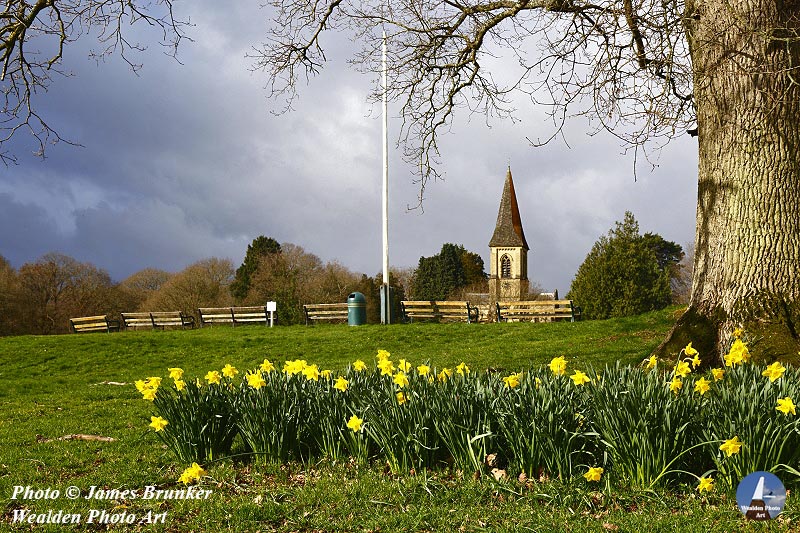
left=168, top=368, right=184, bottom=380
left=397, top=359, right=411, bottom=372
left=149, top=416, right=168, bottom=432
left=456, top=362, right=470, bottom=375
left=260, top=359, right=275, bottom=373
left=302, top=364, right=320, bottom=381
left=694, top=377, right=711, bottom=395
left=732, top=327, right=744, bottom=338
left=320, top=369, right=332, bottom=379
left=720, top=436, right=742, bottom=457
left=724, top=339, right=750, bottom=367
left=396, top=391, right=407, bottom=405
left=376, top=349, right=391, bottom=361
left=174, top=379, right=186, bottom=391
left=762, top=362, right=786, bottom=383
left=691, top=354, right=701, bottom=368
left=776, top=397, right=796, bottom=416
left=549, top=356, right=567, bottom=376
left=333, top=376, right=348, bottom=392
left=674, top=361, right=691, bottom=378
left=141, top=388, right=157, bottom=401
left=697, top=477, right=714, bottom=493
left=437, top=368, right=452, bottom=382
left=416, top=364, right=431, bottom=376
left=246, top=372, right=266, bottom=390
left=393, top=372, right=409, bottom=388
left=669, top=377, right=683, bottom=394
left=283, top=359, right=307, bottom=375
left=346, top=415, right=363, bottom=433
left=221, top=364, right=238, bottom=378
left=179, top=462, right=206, bottom=485
left=711, top=368, right=725, bottom=381
left=645, top=355, right=657, bottom=370
left=570, top=370, right=591, bottom=386
left=502, top=372, right=522, bottom=389
left=205, top=370, right=221, bottom=385
left=352, top=359, right=367, bottom=372
left=684, top=343, right=698, bottom=357
left=584, top=467, right=603, bottom=482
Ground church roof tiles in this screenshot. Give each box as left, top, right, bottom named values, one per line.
left=489, top=168, right=529, bottom=250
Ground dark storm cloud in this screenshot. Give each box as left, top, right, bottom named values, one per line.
left=0, top=2, right=698, bottom=293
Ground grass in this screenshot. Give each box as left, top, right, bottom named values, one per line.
left=1, top=306, right=797, bottom=531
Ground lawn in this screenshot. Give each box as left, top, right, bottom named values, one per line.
left=1, top=307, right=797, bottom=531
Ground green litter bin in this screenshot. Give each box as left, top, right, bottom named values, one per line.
left=347, top=292, right=366, bottom=326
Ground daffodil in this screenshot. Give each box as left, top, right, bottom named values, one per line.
left=376, top=349, right=391, bottom=361
left=502, top=372, right=522, bottom=389
left=549, top=356, right=567, bottom=376
left=393, top=371, right=409, bottom=389
left=260, top=359, right=275, bottom=373
left=669, top=377, right=683, bottom=394
left=302, top=364, right=320, bottom=381
left=720, top=436, right=742, bottom=457
left=684, top=343, right=698, bottom=357
left=437, top=368, right=452, bottom=382
left=334, top=376, right=349, bottom=392
left=397, top=359, right=411, bottom=372
left=711, top=368, right=725, bottom=381
left=378, top=358, right=395, bottom=376
left=320, top=369, right=332, bottom=379
left=246, top=372, right=266, bottom=390
left=168, top=367, right=184, bottom=380
left=724, top=339, right=749, bottom=367
left=569, top=370, right=591, bottom=386
left=697, top=477, right=714, bottom=493
left=352, top=359, right=367, bottom=372
left=456, top=362, right=470, bottom=375
left=584, top=467, right=603, bottom=482
left=222, top=364, right=238, bottom=378
left=134, top=379, right=147, bottom=393
left=691, top=353, right=701, bottom=368
left=283, top=359, right=307, bottom=375
left=149, top=416, right=168, bottom=432
left=205, top=370, right=221, bottom=385
left=174, top=379, right=186, bottom=391
left=145, top=377, right=161, bottom=390
left=732, top=327, right=744, bottom=338
left=396, top=391, right=407, bottom=405
left=346, top=415, right=364, bottom=433
left=674, top=361, right=691, bottom=378
left=776, top=397, right=796, bottom=416
left=179, top=462, right=206, bottom=485
left=142, top=388, right=157, bottom=401
left=416, top=364, right=431, bottom=376
left=694, top=377, right=711, bottom=395
left=645, top=355, right=657, bottom=370
left=762, top=362, right=786, bottom=383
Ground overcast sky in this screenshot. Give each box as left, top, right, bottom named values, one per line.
left=0, top=2, right=698, bottom=295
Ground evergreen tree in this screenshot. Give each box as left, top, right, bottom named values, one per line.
left=567, top=213, right=679, bottom=319
left=230, top=236, right=281, bottom=301
left=412, top=243, right=484, bottom=300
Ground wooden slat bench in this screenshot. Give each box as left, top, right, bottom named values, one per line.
left=198, top=306, right=269, bottom=327
left=495, top=300, right=582, bottom=323
left=303, top=303, right=349, bottom=325
left=121, top=311, right=195, bottom=330
left=69, top=315, right=121, bottom=333
left=400, top=301, right=479, bottom=323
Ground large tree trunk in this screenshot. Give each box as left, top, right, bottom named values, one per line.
left=657, top=0, right=800, bottom=363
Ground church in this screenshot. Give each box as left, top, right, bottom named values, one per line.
left=488, top=168, right=531, bottom=307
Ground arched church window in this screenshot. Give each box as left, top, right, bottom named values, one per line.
left=500, top=254, right=512, bottom=279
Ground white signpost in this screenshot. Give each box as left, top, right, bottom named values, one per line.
left=266, top=301, right=277, bottom=327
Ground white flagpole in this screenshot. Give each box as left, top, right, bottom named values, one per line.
left=381, top=29, right=391, bottom=324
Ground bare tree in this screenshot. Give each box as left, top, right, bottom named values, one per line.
left=0, top=0, right=186, bottom=162
left=258, top=0, right=800, bottom=358
left=142, top=258, right=234, bottom=317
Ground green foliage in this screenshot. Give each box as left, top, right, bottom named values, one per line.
left=230, top=236, right=281, bottom=301
left=412, top=243, right=485, bottom=300
left=568, top=212, right=679, bottom=319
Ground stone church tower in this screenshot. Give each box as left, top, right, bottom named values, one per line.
left=488, top=168, right=529, bottom=304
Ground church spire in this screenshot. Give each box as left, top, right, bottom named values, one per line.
left=489, top=167, right=528, bottom=250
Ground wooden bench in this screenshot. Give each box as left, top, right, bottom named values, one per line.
left=69, top=315, right=121, bottom=333
left=121, top=311, right=195, bottom=330
left=303, top=303, right=349, bottom=325
left=495, top=300, right=582, bottom=323
left=198, top=306, right=269, bottom=327
left=400, top=301, right=479, bottom=323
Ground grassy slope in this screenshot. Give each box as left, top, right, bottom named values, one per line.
left=1, top=307, right=797, bottom=531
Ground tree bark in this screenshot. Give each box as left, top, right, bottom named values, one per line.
left=657, top=0, right=800, bottom=363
